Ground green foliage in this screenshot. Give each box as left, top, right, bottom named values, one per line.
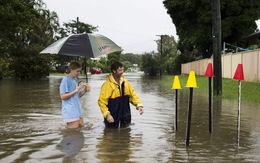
left=98, top=57, right=110, bottom=73
left=107, top=52, right=122, bottom=67
left=155, top=35, right=182, bottom=75
left=85, top=53, right=142, bottom=73
left=90, top=52, right=122, bottom=73
left=59, top=19, right=98, bottom=36
left=11, top=55, right=50, bottom=80
left=163, top=0, right=260, bottom=58
left=0, top=0, right=58, bottom=80
left=140, top=52, right=159, bottom=76
left=0, top=54, right=12, bottom=78
left=0, top=0, right=99, bottom=80
left=121, top=53, right=142, bottom=72
left=121, top=53, right=140, bottom=65
left=121, top=61, right=131, bottom=71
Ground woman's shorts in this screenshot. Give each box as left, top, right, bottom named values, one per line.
left=63, top=116, right=82, bottom=124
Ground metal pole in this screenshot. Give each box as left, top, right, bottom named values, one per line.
left=175, top=89, right=178, bottom=131
left=160, top=35, right=163, bottom=77
left=237, top=80, right=241, bottom=146
left=209, top=77, right=213, bottom=133
left=186, top=88, right=193, bottom=146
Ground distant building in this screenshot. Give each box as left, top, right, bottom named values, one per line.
left=242, top=31, right=260, bottom=49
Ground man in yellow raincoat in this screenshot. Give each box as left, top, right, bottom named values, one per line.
left=98, top=61, right=144, bottom=128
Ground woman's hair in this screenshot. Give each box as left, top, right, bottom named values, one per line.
left=111, top=61, right=123, bottom=73
left=66, top=61, right=82, bottom=74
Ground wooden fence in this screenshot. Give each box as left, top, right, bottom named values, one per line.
left=181, top=49, right=260, bottom=82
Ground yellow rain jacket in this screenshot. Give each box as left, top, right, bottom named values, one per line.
left=98, top=74, right=143, bottom=128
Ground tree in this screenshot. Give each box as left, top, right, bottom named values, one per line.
left=98, top=57, right=109, bottom=73
left=107, top=52, right=122, bottom=67
left=140, top=52, right=159, bottom=76
left=155, top=35, right=179, bottom=74
left=94, top=52, right=122, bottom=73
left=121, top=53, right=140, bottom=65
left=163, top=0, right=260, bottom=59
left=0, top=0, right=59, bottom=80
left=60, top=18, right=98, bottom=36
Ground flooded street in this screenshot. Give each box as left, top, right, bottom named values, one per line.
left=1, top=73, right=260, bottom=162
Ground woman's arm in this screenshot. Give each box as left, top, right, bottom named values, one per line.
left=60, top=83, right=82, bottom=100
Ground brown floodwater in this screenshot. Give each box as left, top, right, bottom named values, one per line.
left=0, top=73, right=260, bottom=162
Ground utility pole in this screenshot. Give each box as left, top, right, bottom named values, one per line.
left=156, top=35, right=165, bottom=77
left=76, top=17, right=79, bottom=34
left=212, top=0, right=222, bottom=95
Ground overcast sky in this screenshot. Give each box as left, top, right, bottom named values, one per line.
left=43, top=0, right=178, bottom=54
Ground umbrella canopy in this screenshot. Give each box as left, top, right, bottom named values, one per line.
left=40, top=33, right=123, bottom=58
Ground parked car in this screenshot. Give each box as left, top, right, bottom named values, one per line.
left=91, top=68, right=102, bottom=74
left=56, top=65, right=68, bottom=73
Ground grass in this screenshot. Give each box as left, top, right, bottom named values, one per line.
left=162, top=74, right=260, bottom=103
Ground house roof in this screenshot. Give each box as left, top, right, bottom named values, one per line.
left=243, top=31, right=260, bottom=40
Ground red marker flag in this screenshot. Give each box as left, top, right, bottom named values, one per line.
left=233, top=64, right=244, bottom=81
left=204, top=63, right=214, bottom=77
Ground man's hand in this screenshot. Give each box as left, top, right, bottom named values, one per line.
left=106, top=114, right=114, bottom=123
left=138, top=106, right=144, bottom=115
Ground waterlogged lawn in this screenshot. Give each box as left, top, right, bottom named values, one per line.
left=162, top=75, right=260, bottom=103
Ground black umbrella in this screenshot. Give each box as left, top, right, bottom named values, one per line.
left=40, top=33, right=123, bottom=81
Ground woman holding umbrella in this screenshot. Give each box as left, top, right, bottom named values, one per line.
left=60, top=61, right=90, bottom=129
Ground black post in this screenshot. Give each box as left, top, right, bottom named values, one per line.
left=212, top=0, right=222, bottom=95
left=175, top=89, right=178, bottom=131
left=209, top=77, right=212, bottom=133
left=237, top=80, right=241, bottom=146
left=186, top=88, right=193, bottom=146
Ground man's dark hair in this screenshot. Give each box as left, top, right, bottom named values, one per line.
left=111, top=61, right=123, bottom=72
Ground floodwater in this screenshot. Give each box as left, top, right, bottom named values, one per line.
left=0, top=73, right=260, bottom=162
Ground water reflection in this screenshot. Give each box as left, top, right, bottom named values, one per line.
left=58, top=129, right=85, bottom=160
left=96, top=127, right=132, bottom=162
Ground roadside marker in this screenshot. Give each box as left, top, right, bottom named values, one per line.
left=233, top=64, right=244, bottom=147
left=204, top=63, right=214, bottom=133
left=185, top=71, right=198, bottom=146
left=172, top=76, right=182, bottom=131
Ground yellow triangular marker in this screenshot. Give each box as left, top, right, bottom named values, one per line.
left=186, top=71, right=198, bottom=88
left=172, top=76, right=182, bottom=89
